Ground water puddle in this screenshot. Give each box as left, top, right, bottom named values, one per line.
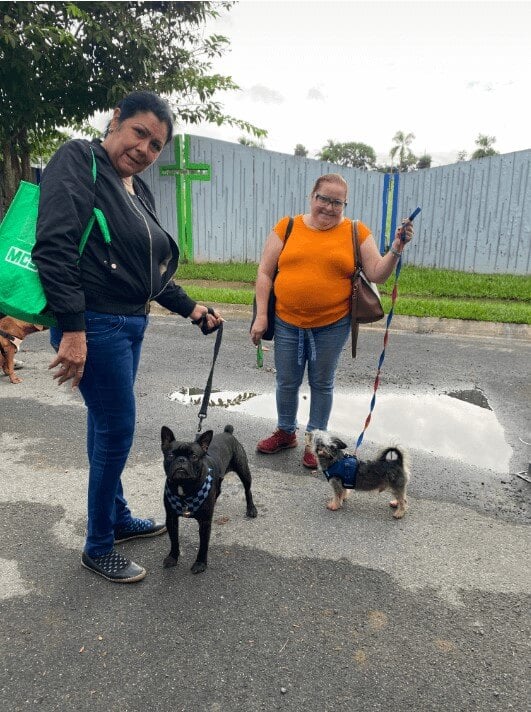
left=169, top=388, right=257, bottom=408
left=446, top=388, right=491, bottom=410
left=168, top=388, right=512, bottom=472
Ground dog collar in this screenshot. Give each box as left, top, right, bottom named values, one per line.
left=165, top=473, right=213, bottom=517
left=0, top=329, right=22, bottom=352
left=324, top=455, right=359, bottom=489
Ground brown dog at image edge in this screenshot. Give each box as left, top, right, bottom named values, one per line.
left=0, top=316, right=47, bottom=384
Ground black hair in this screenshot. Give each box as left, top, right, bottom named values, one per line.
left=107, top=90, right=174, bottom=145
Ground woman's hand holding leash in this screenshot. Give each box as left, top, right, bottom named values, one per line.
left=191, top=305, right=224, bottom=334
left=390, top=207, right=421, bottom=256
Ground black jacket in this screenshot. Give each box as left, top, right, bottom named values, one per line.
left=33, top=139, right=196, bottom=331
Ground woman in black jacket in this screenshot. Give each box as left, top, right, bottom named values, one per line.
left=33, top=91, right=222, bottom=583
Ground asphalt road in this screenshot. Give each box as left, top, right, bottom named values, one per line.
left=1, top=311, right=529, bottom=711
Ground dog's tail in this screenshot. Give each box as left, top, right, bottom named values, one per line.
left=378, top=446, right=402, bottom=463
left=377, top=446, right=411, bottom=477
left=223, top=424, right=234, bottom=434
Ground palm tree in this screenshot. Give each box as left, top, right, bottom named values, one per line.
left=389, top=131, right=416, bottom=171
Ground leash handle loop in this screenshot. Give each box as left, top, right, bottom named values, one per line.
left=192, top=306, right=221, bottom=335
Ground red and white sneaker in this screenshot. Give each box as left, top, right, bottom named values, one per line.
left=257, top=429, right=298, bottom=454
left=302, top=445, right=318, bottom=469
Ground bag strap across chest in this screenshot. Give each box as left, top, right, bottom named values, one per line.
left=351, top=219, right=362, bottom=274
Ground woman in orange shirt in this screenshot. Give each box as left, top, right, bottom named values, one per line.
left=251, top=173, right=414, bottom=468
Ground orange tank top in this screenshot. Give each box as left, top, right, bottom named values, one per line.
left=273, top=215, right=371, bottom=328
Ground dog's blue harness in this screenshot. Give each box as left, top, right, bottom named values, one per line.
left=164, top=473, right=214, bottom=517
left=324, top=455, right=359, bottom=489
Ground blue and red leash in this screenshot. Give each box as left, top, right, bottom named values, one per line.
left=354, top=207, right=421, bottom=455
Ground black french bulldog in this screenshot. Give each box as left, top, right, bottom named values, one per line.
left=161, top=424, right=257, bottom=574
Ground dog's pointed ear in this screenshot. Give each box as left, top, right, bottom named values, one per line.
left=332, top=437, right=348, bottom=450
left=161, top=426, right=175, bottom=451
left=196, top=430, right=213, bottom=451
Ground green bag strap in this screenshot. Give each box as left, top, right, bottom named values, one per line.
left=78, top=147, right=111, bottom=257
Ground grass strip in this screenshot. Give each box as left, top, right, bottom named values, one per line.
left=180, top=286, right=531, bottom=325
left=381, top=267, right=531, bottom=301
left=177, top=263, right=531, bottom=302
left=178, top=263, right=257, bottom=283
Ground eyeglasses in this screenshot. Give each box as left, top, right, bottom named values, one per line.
left=314, top=193, right=347, bottom=209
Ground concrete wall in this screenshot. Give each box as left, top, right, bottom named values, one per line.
left=397, top=151, right=531, bottom=274
left=141, top=136, right=531, bottom=275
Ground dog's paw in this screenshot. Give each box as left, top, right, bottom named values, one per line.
left=163, top=555, right=179, bottom=568
left=191, top=561, right=207, bottom=574
left=326, top=499, right=342, bottom=511
left=389, top=499, right=399, bottom=508
left=246, top=505, right=258, bottom=518
left=393, top=502, right=407, bottom=519
left=392, top=510, right=406, bottom=519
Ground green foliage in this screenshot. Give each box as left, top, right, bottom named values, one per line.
left=415, top=154, right=432, bottom=170
left=317, top=140, right=376, bottom=170
left=238, top=135, right=265, bottom=148
left=471, top=134, right=498, bottom=160
left=294, top=144, right=308, bottom=157
left=0, top=1, right=264, bottom=205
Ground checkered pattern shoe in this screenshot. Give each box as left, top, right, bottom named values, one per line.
left=114, top=517, right=166, bottom=544
left=81, top=550, right=146, bottom=583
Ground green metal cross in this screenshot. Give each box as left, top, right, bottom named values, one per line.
left=160, top=134, right=211, bottom=262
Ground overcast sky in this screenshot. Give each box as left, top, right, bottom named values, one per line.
left=188, top=0, right=530, bottom=166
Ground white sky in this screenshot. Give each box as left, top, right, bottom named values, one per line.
left=187, top=0, right=530, bottom=166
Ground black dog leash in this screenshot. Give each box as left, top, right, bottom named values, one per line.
left=194, top=309, right=224, bottom=434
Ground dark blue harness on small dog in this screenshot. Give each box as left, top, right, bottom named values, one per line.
left=324, top=455, right=359, bottom=489
left=164, top=473, right=214, bottom=517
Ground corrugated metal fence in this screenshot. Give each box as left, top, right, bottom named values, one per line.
left=141, top=135, right=530, bottom=275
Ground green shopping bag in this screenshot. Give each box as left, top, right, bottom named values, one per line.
left=0, top=148, right=110, bottom=326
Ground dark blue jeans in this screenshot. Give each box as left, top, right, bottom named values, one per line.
left=51, top=311, right=148, bottom=557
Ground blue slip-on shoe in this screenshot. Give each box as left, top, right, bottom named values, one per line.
left=114, top=517, right=167, bottom=544
left=81, top=550, right=146, bottom=583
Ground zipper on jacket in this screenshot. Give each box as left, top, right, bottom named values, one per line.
left=124, top=188, right=154, bottom=306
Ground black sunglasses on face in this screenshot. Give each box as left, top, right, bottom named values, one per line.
left=314, top=193, right=347, bottom=209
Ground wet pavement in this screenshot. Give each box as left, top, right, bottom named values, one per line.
left=0, top=312, right=529, bottom=711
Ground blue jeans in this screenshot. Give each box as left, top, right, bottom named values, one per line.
left=51, top=311, right=148, bottom=557
left=273, top=314, right=350, bottom=434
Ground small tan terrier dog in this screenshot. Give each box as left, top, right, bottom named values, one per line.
left=311, top=431, right=410, bottom=518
